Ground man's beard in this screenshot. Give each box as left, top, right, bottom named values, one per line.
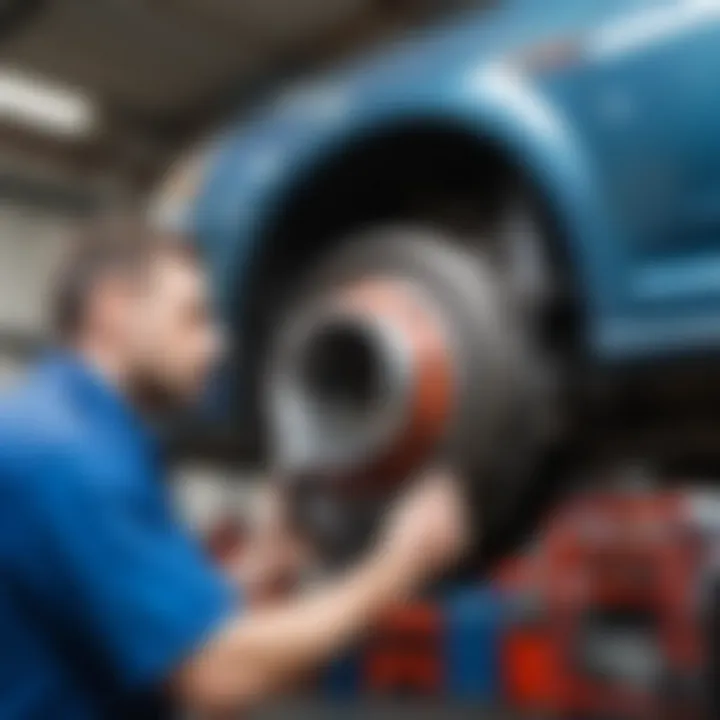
left=127, top=370, right=189, bottom=419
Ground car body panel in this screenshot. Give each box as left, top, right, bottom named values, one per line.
left=192, top=0, right=720, bottom=365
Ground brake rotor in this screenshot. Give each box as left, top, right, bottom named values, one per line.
left=264, top=228, right=532, bottom=566
left=315, top=277, right=453, bottom=486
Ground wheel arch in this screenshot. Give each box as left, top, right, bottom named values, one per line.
left=253, top=119, right=583, bottom=330
left=216, top=125, right=569, bottom=420
left=193, top=86, right=621, bottom=431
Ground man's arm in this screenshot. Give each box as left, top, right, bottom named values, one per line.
left=173, top=470, right=468, bottom=714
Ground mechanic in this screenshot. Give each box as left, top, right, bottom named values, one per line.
left=0, top=218, right=469, bottom=719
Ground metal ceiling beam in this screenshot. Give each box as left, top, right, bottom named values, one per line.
left=0, top=0, right=47, bottom=41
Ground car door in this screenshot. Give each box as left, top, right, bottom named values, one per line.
left=581, top=0, right=720, bottom=353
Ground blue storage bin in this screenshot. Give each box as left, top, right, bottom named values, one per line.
left=443, top=586, right=506, bottom=701
left=321, top=649, right=363, bottom=700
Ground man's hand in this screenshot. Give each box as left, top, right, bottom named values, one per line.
left=174, top=467, right=471, bottom=714
left=234, top=485, right=310, bottom=605
left=379, top=466, right=470, bottom=589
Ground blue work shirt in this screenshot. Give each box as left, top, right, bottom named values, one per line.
left=0, top=353, right=236, bottom=719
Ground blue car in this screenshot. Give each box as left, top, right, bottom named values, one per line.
left=157, top=0, right=720, bottom=558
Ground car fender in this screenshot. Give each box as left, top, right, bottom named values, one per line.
left=193, top=63, right=626, bottom=357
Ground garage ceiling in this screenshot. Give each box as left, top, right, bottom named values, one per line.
left=0, top=0, right=370, bottom=122
left=0, top=0, right=474, bottom=185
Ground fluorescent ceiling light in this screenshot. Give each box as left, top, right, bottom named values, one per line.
left=0, top=67, right=97, bottom=138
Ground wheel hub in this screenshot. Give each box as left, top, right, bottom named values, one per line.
left=267, top=277, right=455, bottom=488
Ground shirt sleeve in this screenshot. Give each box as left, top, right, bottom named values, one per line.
left=9, top=448, right=238, bottom=691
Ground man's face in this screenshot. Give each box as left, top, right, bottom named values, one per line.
left=129, top=252, right=224, bottom=407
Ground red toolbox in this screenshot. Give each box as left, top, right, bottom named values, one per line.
left=500, top=490, right=720, bottom=719
left=364, top=603, right=444, bottom=697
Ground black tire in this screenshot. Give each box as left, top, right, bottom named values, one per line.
left=265, top=221, right=563, bottom=570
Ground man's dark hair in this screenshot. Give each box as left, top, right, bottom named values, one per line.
left=52, top=215, right=192, bottom=341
